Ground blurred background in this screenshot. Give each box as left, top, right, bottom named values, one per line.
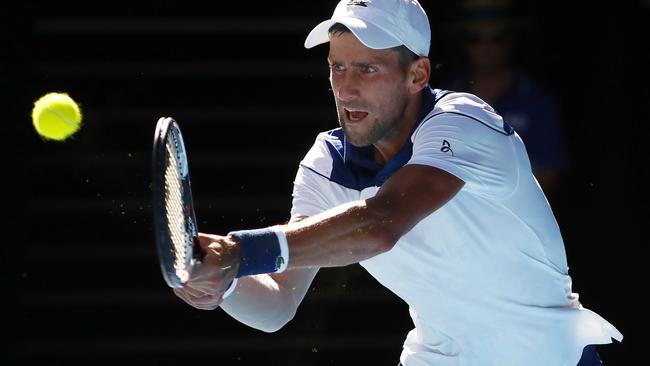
left=5, top=0, right=647, bottom=364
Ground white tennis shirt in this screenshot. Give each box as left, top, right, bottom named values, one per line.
left=290, top=88, right=622, bottom=366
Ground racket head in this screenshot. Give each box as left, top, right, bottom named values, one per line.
left=152, top=117, right=203, bottom=288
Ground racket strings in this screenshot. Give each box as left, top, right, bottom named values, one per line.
left=164, top=135, right=192, bottom=283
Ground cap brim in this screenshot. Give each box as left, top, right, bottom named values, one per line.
left=304, top=17, right=402, bottom=51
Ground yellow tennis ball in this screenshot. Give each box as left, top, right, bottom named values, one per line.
left=31, top=92, right=82, bottom=141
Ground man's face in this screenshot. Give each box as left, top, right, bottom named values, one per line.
left=328, top=32, right=410, bottom=147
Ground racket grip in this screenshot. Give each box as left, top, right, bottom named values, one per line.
left=192, top=235, right=205, bottom=261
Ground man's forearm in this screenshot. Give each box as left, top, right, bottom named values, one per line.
left=279, top=165, right=464, bottom=269
left=220, top=274, right=295, bottom=332
left=220, top=267, right=319, bottom=332
left=282, top=199, right=399, bottom=268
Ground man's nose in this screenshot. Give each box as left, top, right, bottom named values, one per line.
left=333, top=73, right=360, bottom=102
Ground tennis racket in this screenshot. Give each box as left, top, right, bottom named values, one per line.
left=152, top=117, right=203, bottom=288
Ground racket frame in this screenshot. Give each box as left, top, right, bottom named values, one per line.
left=152, top=117, right=203, bottom=288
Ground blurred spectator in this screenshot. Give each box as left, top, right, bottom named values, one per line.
left=444, top=0, right=568, bottom=198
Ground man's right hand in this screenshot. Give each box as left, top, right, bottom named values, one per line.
left=173, top=233, right=240, bottom=310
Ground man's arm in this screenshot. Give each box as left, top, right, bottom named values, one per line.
left=174, top=164, right=463, bottom=325
left=219, top=265, right=319, bottom=332
left=283, top=164, right=463, bottom=268
left=174, top=216, right=319, bottom=333
left=219, top=215, right=319, bottom=333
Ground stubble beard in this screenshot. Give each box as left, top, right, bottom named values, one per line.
left=336, top=97, right=408, bottom=148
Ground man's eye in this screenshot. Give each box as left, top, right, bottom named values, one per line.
left=363, top=66, right=378, bottom=74
left=330, top=64, right=345, bottom=72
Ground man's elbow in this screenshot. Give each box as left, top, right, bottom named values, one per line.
left=257, top=321, right=288, bottom=333
left=379, top=232, right=400, bottom=254
left=255, top=307, right=297, bottom=333
left=369, top=224, right=401, bottom=255
left=364, top=201, right=406, bottom=254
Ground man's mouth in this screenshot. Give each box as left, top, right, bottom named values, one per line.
left=344, top=108, right=369, bottom=122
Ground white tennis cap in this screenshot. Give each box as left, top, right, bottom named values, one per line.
left=304, top=0, right=431, bottom=57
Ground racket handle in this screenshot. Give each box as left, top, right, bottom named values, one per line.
left=189, top=234, right=236, bottom=298
left=192, top=235, right=205, bottom=261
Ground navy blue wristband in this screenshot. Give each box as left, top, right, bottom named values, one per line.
left=229, top=228, right=287, bottom=278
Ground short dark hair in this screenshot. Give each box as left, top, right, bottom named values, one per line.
left=328, top=23, right=418, bottom=72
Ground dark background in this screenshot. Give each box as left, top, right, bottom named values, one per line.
left=4, top=0, right=647, bottom=365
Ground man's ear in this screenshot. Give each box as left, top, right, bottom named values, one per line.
left=408, top=57, right=431, bottom=94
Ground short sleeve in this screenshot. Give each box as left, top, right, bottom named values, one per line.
left=407, top=113, right=520, bottom=199
left=290, top=165, right=338, bottom=219
left=290, top=134, right=359, bottom=220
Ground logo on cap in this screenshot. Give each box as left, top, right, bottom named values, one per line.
left=347, top=0, right=368, bottom=7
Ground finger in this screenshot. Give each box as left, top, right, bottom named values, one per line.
left=175, top=287, right=219, bottom=304
left=192, top=299, right=221, bottom=311
left=173, top=288, right=194, bottom=305
left=180, top=285, right=209, bottom=298
left=174, top=288, right=222, bottom=310
left=198, top=232, right=221, bottom=251
left=185, top=269, right=225, bottom=296
left=188, top=279, right=227, bottom=297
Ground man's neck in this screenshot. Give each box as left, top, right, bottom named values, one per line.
left=372, top=92, right=423, bottom=164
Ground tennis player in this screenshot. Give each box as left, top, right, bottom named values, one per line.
left=173, top=1, right=622, bottom=365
